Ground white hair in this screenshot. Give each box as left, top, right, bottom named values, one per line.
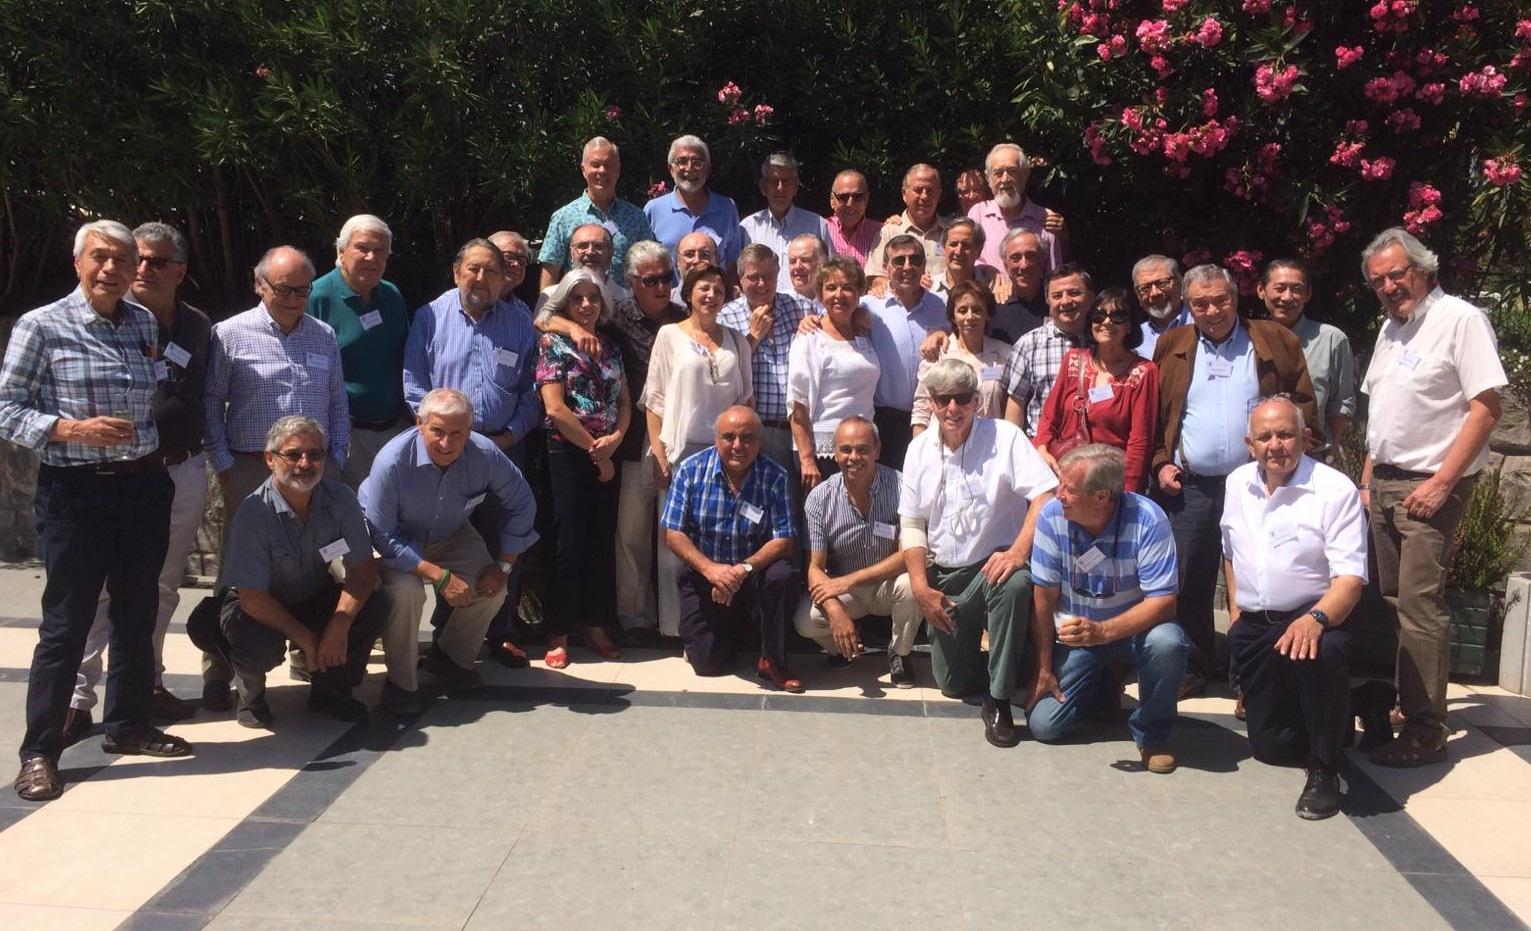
left=1182, top=263, right=1236, bottom=296
left=624, top=239, right=673, bottom=280
left=1058, top=444, right=1126, bottom=500
left=787, top=233, right=827, bottom=261
left=984, top=143, right=1031, bottom=178
left=334, top=214, right=392, bottom=262
left=73, top=220, right=135, bottom=259
left=1246, top=396, right=1307, bottom=439
left=418, top=387, right=475, bottom=422
left=1132, top=254, right=1181, bottom=285
left=582, top=136, right=619, bottom=161
left=265, top=415, right=326, bottom=453
left=1360, top=226, right=1440, bottom=279
left=668, top=134, right=711, bottom=165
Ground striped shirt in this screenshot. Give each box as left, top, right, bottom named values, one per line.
left=1003, top=317, right=1084, bottom=433
left=718, top=292, right=810, bottom=421
left=660, top=447, right=795, bottom=564
left=804, top=465, right=901, bottom=576
left=402, top=289, right=541, bottom=440
left=204, top=305, right=350, bottom=474
left=0, top=288, right=161, bottom=465
left=1030, top=493, right=1178, bottom=622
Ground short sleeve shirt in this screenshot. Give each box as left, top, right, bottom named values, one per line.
left=538, top=193, right=655, bottom=286
left=804, top=465, right=902, bottom=575
left=224, top=476, right=372, bottom=605
left=535, top=331, right=626, bottom=442
left=1030, top=493, right=1178, bottom=622
left=660, top=447, right=795, bottom=563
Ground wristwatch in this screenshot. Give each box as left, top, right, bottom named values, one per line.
left=741, top=561, right=755, bottom=575
left=1307, top=609, right=1329, bottom=629
left=497, top=559, right=515, bottom=574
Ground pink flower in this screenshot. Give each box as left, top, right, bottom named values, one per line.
left=603, top=105, right=621, bottom=121
left=1149, top=55, right=1173, bottom=78
left=1254, top=62, right=1300, bottom=102
left=1415, top=82, right=1446, bottom=105
left=1330, top=140, right=1365, bottom=168
left=1517, top=19, right=1531, bottom=42
left=1412, top=48, right=1449, bottom=76
left=647, top=180, right=669, bottom=198
left=1154, top=86, right=1169, bottom=107
left=1386, top=108, right=1421, bottom=132
left=1161, top=0, right=1188, bottom=13
left=1370, top=0, right=1414, bottom=33
left=1190, top=17, right=1224, bottom=47
left=1460, top=66, right=1507, bottom=98
left=1484, top=155, right=1524, bottom=186
left=1306, top=220, right=1334, bottom=253
left=1451, top=4, right=1479, bottom=21
left=753, top=103, right=774, bottom=125
left=1084, top=122, right=1113, bottom=165
left=1365, top=76, right=1400, bottom=105
left=717, top=82, right=742, bottom=106
left=1360, top=156, right=1396, bottom=180
left=727, top=107, right=750, bottom=126
left=1403, top=203, right=1442, bottom=234
left=1241, top=0, right=1272, bottom=13
left=1223, top=249, right=1265, bottom=294
left=1162, top=132, right=1192, bottom=163
left=1409, top=182, right=1442, bottom=207
left=1201, top=87, right=1220, bottom=117
left=1136, top=18, right=1172, bottom=54
left=1335, top=45, right=1365, bottom=69
left=1517, top=94, right=1529, bottom=113
left=255, top=64, right=270, bottom=80
left=1080, top=12, right=1111, bottom=35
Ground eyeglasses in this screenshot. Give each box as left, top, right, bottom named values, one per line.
left=671, top=155, right=706, bottom=168
left=263, top=280, right=313, bottom=299
left=137, top=256, right=182, bottom=271
left=832, top=192, right=868, bottom=204
left=273, top=448, right=326, bottom=464
left=1091, top=311, right=1131, bottom=324
left=931, top=392, right=975, bottom=407
left=499, top=251, right=528, bottom=266
left=1366, top=265, right=1413, bottom=291
left=888, top=254, right=925, bottom=268
left=637, top=272, right=673, bottom=288
left=718, top=431, right=758, bottom=443
left=1135, top=276, right=1176, bottom=295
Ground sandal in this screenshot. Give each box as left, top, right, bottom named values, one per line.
left=582, top=629, right=622, bottom=661
left=102, top=728, right=194, bottom=758
left=493, top=640, right=531, bottom=669
left=544, top=647, right=570, bottom=670
left=14, top=757, right=62, bottom=801
left=1368, top=724, right=1447, bottom=768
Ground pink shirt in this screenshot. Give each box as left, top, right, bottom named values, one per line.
left=826, top=214, right=883, bottom=266
left=968, top=197, right=1063, bottom=277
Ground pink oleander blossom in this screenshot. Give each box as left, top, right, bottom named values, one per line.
left=1484, top=156, right=1523, bottom=186
left=1224, top=249, right=1265, bottom=295
left=647, top=180, right=669, bottom=198
left=1150, top=55, right=1173, bottom=78
left=1460, top=66, right=1507, bottom=97
left=1190, top=17, right=1224, bottom=48
left=1370, top=0, right=1415, bottom=33
left=1360, top=156, right=1396, bottom=180
left=752, top=104, right=774, bottom=125
left=1254, top=62, right=1300, bottom=102
left=1154, top=86, right=1169, bottom=107
left=1416, top=82, right=1446, bottom=105
left=1162, top=0, right=1188, bottom=13
left=1084, top=122, right=1113, bottom=165
left=1516, top=19, right=1531, bottom=42
left=603, top=105, right=621, bottom=121
left=1330, top=141, right=1365, bottom=168
left=1136, top=18, right=1172, bottom=54
left=1097, top=35, right=1128, bottom=60
left=1241, top=0, right=1272, bottom=13
left=1201, top=87, right=1220, bottom=117
left=1336, top=46, right=1365, bottom=69
left=727, top=107, right=749, bottom=126
left=716, top=81, right=742, bottom=106
left=1386, top=108, right=1421, bottom=132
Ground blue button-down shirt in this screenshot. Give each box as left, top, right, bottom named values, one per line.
left=718, top=292, right=810, bottom=420
left=644, top=190, right=747, bottom=268
left=739, top=205, right=835, bottom=291
left=1139, top=305, right=1191, bottom=360
left=205, top=305, right=350, bottom=474
left=402, top=289, right=541, bottom=441
left=0, top=287, right=161, bottom=465
left=863, top=290, right=949, bottom=410
left=538, top=192, right=655, bottom=287
left=359, top=428, right=539, bottom=572
left=660, top=447, right=795, bottom=564
left=1178, top=319, right=1259, bottom=476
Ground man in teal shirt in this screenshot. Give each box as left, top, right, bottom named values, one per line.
left=307, top=213, right=411, bottom=488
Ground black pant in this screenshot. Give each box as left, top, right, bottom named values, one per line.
left=1156, top=473, right=1226, bottom=678
left=432, top=440, right=529, bottom=644
left=873, top=406, right=914, bottom=471
left=23, top=466, right=172, bottom=763
left=545, top=441, right=619, bottom=636
left=1230, top=607, right=1352, bottom=770
left=678, top=560, right=796, bottom=674
left=198, top=586, right=388, bottom=699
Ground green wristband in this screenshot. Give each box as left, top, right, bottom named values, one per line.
left=432, top=568, right=453, bottom=592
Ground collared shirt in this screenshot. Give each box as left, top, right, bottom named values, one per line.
left=990, top=294, right=1049, bottom=345
left=929, top=268, right=995, bottom=303
left=402, top=290, right=541, bottom=440
left=740, top=205, right=835, bottom=291
left=305, top=268, right=410, bottom=424
left=786, top=329, right=881, bottom=455
left=1031, top=492, right=1178, bottom=622
left=644, top=189, right=747, bottom=268
left=1177, top=319, right=1259, bottom=476
left=1003, top=317, right=1085, bottom=433
left=609, top=297, right=688, bottom=461
left=1138, top=305, right=1191, bottom=359
left=224, top=476, right=372, bottom=605
left=149, top=301, right=212, bottom=457
left=660, top=447, right=795, bottom=564
left=804, top=465, right=902, bottom=575
left=863, top=290, right=949, bottom=411
left=359, top=428, right=539, bottom=573
left=898, top=417, right=1058, bottom=567
left=1362, top=288, right=1505, bottom=475
left=205, top=305, right=350, bottom=474
left=865, top=213, right=948, bottom=279
left=968, top=198, right=1064, bottom=276
left=1291, top=315, right=1357, bottom=448
left=1220, top=456, right=1368, bottom=612
left=538, top=192, right=655, bottom=286
left=718, top=292, right=810, bottom=420
left=827, top=214, right=882, bottom=266
left=0, top=287, right=160, bottom=465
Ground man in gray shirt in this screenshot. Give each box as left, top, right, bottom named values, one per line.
left=1258, top=258, right=1356, bottom=455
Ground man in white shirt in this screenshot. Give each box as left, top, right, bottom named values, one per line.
left=1359, top=227, right=1506, bottom=767
left=1222, top=398, right=1367, bottom=819
left=899, top=359, right=1057, bottom=747
left=740, top=152, right=834, bottom=291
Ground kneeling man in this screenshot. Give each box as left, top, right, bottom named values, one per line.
left=1027, top=444, right=1187, bottom=772
left=1222, top=397, right=1367, bottom=819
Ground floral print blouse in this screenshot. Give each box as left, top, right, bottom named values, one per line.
left=535, top=331, right=625, bottom=443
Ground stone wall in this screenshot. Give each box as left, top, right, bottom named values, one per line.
left=1486, top=391, right=1531, bottom=573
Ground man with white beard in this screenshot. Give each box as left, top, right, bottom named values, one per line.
left=968, top=143, right=1066, bottom=278
left=1132, top=254, right=1191, bottom=359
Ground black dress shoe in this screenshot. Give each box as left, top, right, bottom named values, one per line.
left=888, top=653, right=916, bottom=688
left=202, top=681, right=233, bottom=712
left=61, top=708, right=94, bottom=748
left=308, top=689, right=368, bottom=722
left=1296, top=767, right=1341, bottom=820
left=424, top=646, right=483, bottom=692
left=1352, top=681, right=1397, bottom=752
left=981, top=695, right=1021, bottom=748
left=151, top=686, right=197, bottom=723
left=378, top=680, right=429, bottom=716
left=236, top=696, right=274, bottom=729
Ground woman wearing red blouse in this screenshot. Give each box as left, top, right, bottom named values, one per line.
left=1033, top=287, right=1159, bottom=492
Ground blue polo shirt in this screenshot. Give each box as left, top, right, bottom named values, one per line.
left=643, top=190, right=747, bottom=268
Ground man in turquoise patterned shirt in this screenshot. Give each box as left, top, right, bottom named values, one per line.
left=538, top=136, right=655, bottom=289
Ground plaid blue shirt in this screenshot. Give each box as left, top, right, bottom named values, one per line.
left=537, top=192, right=655, bottom=287
left=0, top=287, right=161, bottom=465
left=205, top=305, right=350, bottom=473
left=1030, top=493, right=1178, bottom=622
left=718, top=293, right=810, bottom=420
left=1003, top=317, right=1083, bottom=433
left=403, top=289, right=541, bottom=441
left=660, top=447, right=795, bottom=564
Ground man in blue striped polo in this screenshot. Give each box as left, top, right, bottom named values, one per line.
left=1027, top=444, right=1188, bottom=773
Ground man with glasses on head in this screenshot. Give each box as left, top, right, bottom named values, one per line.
left=1358, top=227, right=1505, bottom=767
left=825, top=169, right=879, bottom=266
left=864, top=234, right=948, bottom=467
left=644, top=134, right=747, bottom=269
left=866, top=164, right=949, bottom=295
left=1002, top=263, right=1094, bottom=434
left=538, top=136, right=655, bottom=289
left=968, top=143, right=1066, bottom=278
left=1132, top=254, right=1191, bottom=359
left=741, top=152, right=835, bottom=291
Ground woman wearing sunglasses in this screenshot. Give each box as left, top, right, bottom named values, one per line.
left=1032, top=287, right=1159, bottom=492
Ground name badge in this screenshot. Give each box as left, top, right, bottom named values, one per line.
left=154, top=360, right=169, bottom=382
left=464, top=493, right=486, bottom=512
left=1208, top=358, right=1233, bottom=378
left=163, top=342, right=192, bottom=368
left=1073, top=546, right=1107, bottom=572
left=1087, top=384, right=1114, bottom=404
left=496, top=348, right=519, bottom=368
left=1398, top=348, right=1421, bottom=370
left=740, top=502, right=765, bottom=525
left=980, top=365, right=1002, bottom=381
left=873, top=521, right=897, bottom=540
left=318, top=538, right=351, bottom=562
left=602, top=220, right=621, bottom=237
left=359, top=310, right=383, bottom=331
left=307, top=352, right=331, bottom=371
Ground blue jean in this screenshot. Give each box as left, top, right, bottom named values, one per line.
left=1027, top=621, right=1189, bottom=748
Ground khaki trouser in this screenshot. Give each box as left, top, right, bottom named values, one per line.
left=379, top=524, right=506, bottom=692
left=342, top=420, right=408, bottom=490
left=793, top=574, right=921, bottom=656
left=615, top=449, right=661, bottom=631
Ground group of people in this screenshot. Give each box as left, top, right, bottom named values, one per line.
left=0, top=135, right=1507, bottom=825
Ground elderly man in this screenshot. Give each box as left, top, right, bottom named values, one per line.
left=404, top=238, right=541, bottom=665
left=969, top=143, right=1066, bottom=276
left=866, top=164, right=948, bottom=292
left=671, top=230, right=722, bottom=305
left=1152, top=264, right=1317, bottom=693
left=490, top=230, right=533, bottom=303
left=1258, top=258, right=1356, bottom=454
left=741, top=152, right=834, bottom=291
left=989, top=229, right=1049, bottom=343
left=796, top=417, right=920, bottom=685
left=194, top=416, right=388, bottom=728
left=307, top=214, right=410, bottom=488
left=930, top=219, right=992, bottom=301
left=786, top=233, right=827, bottom=308
left=1222, top=398, right=1367, bottom=816
left=535, top=223, right=622, bottom=317
left=1133, top=254, right=1191, bottom=359
left=1002, top=263, right=1093, bottom=433
left=1027, top=445, right=1187, bottom=773
left=1359, top=227, right=1506, bottom=767
left=719, top=244, right=810, bottom=472
left=900, top=359, right=1058, bottom=747
left=65, top=222, right=210, bottom=742
left=826, top=169, right=880, bottom=266
left=539, top=136, right=655, bottom=288
left=1, top=220, right=193, bottom=800
left=361, top=388, right=538, bottom=712
left=864, top=234, right=949, bottom=468
left=207, top=246, right=349, bottom=541
left=661, top=406, right=802, bottom=690
left=645, top=134, right=747, bottom=268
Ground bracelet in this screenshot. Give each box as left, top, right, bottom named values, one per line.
left=432, top=568, right=453, bottom=592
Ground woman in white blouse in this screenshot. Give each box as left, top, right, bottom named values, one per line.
left=910, top=280, right=1010, bottom=437
left=787, top=257, right=880, bottom=492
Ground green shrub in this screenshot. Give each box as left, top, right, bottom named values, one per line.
left=1450, top=466, right=1531, bottom=590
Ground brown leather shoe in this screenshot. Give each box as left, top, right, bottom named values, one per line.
left=1141, top=746, right=1177, bottom=774
left=150, top=686, right=197, bottom=723
left=61, top=708, right=94, bottom=748
left=14, top=757, right=62, bottom=801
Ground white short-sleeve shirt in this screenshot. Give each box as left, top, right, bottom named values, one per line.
left=786, top=330, right=880, bottom=456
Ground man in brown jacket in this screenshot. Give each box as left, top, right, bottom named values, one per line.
left=1151, top=264, right=1317, bottom=693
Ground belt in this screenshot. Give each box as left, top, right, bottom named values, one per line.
left=41, top=455, right=170, bottom=476
left=352, top=415, right=401, bottom=431
left=760, top=418, right=792, bottom=429
left=1179, top=469, right=1228, bottom=485
left=1372, top=463, right=1432, bottom=481
left=154, top=449, right=196, bottom=468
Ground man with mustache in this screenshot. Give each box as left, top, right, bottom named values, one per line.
left=644, top=134, right=747, bottom=269
left=968, top=143, right=1065, bottom=278
left=1132, top=254, right=1192, bottom=359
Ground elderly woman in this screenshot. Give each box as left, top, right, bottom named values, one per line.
left=536, top=269, right=631, bottom=667
left=897, top=358, right=1058, bottom=747
left=786, top=257, right=880, bottom=491
left=911, top=280, right=1009, bottom=437
left=1032, top=287, right=1158, bottom=491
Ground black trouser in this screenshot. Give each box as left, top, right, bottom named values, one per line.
left=1230, top=607, right=1352, bottom=771
left=873, top=406, right=914, bottom=471
left=22, top=466, right=172, bottom=764
left=1156, top=472, right=1227, bottom=678
left=433, top=440, right=529, bottom=645
left=678, top=560, right=797, bottom=675
left=545, top=442, right=619, bottom=636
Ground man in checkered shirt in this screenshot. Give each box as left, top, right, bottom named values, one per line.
left=1002, top=263, right=1093, bottom=434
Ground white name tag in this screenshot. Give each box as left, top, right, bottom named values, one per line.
left=1398, top=348, right=1421, bottom=370
left=359, top=310, right=383, bottom=331
left=307, top=352, right=331, bottom=371
left=873, top=521, right=897, bottom=540
left=740, top=502, right=764, bottom=525
left=154, top=360, right=169, bottom=382
left=318, top=538, right=351, bottom=562
left=1087, top=384, right=1115, bottom=404
left=1073, top=546, right=1107, bottom=572
left=163, top=342, right=192, bottom=368
left=496, top=348, right=519, bottom=368
left=1208, top=358, right=1233, bottom=378
left=602, top=220, right=621, bottom=237
left=980, top=365, right=1003, bottom=381
left=464, top=493, right=486, bottom=512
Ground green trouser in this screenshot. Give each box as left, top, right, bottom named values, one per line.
left=928, top=561, right=1031, bottom=702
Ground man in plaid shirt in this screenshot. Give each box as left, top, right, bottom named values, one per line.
left=719, top=243, right=810, bottom=475
left=1003, top=263, right=1093, bottom=434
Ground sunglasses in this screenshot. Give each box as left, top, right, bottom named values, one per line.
left=1090, top=311, right=1131, bottom=324
left=931, top=392, right=975, bottom=407
left=637, top=272, right=674, bottom=288
left=832, top=192, right=868, bottom=203
left=273, top=448, right=326, bottom=464
left=888, top=254, right=925, bottom=268
left=137, top=256, right=182, bottom=271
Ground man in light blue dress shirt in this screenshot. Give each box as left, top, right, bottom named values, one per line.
left=739, top=152, right=834, bottom=291
left=864, top=234, right=950, bottom=468
left=644, top=134, right=747, bottom=268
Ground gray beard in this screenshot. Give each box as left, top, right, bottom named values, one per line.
left=994, top=188, right=1022, bottom=211
left=1146, top=301, right=1179, bottom=322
